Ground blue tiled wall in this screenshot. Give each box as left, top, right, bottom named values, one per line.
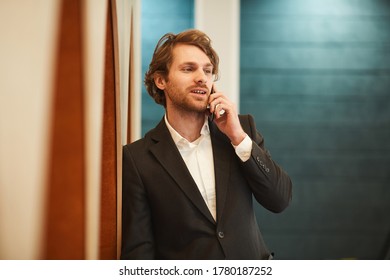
left=240, top=0, right=390, bottom=259
left=141, top=0, right=194, bottom=135
left=139, top=0, right=390, bottom=260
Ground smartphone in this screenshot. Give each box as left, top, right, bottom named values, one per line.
left=207, top=86, right=225, bottom=121
left=207, top=86, right=215, bottom=121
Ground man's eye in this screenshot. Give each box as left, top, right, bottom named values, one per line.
left=182, top=67, right=192, bottom=72
left=204, top=69, right=212, bottom=74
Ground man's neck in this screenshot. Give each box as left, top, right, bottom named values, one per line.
left=166, top=110, right=206, bottom=142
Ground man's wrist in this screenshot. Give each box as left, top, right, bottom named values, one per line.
left=230, top=131, right=247, bottom=146
left=232, top=134, right=252, bottom=162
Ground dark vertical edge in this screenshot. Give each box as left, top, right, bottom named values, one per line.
left=44, top=0, right=86, bottom=260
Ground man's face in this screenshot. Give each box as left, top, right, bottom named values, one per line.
left=156, top=44, right=214, bottom=114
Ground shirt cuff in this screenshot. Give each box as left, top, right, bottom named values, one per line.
left=232, top=134, right=252, bottom=162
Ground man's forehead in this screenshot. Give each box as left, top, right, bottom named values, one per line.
left=172, top=44, right=212, bottom=65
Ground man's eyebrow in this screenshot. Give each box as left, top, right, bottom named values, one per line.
left=179, top=62, right=213, bottom=67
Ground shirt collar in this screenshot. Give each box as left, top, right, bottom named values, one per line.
left=164, top=114, right=210, bottom=147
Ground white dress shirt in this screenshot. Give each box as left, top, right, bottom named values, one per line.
left=165, top=115, right=252, bottom=221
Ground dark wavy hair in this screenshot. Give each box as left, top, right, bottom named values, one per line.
left=144, top=29, right=219, bottom=107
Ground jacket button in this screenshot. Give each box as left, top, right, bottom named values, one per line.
left=218, top=231, right=225, bottom=239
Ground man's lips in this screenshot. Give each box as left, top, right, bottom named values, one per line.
left=190, top=88, right=207, bottom=95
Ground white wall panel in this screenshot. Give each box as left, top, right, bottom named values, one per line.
left=195, top=0, right=240, bottom=109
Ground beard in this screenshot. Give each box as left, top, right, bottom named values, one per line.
left=164, top=81, right=208, bottom=113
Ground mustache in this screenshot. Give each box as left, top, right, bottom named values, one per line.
left=188, top=85, right=209, bottom=92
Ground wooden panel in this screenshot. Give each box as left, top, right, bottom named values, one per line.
left=44, top=0, right=85, bottom=259
left=127, top=7, right=134, bottom=144
left=99, top=0, right=119, bottom=260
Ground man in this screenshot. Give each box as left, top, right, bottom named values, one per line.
left=121, top=29, right=292, bottom=259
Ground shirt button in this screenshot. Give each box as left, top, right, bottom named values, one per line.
left=218, top=231, right=225, bottom=239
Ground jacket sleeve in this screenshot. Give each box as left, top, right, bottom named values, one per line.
left=121, top=145, right=155, bottom=259
left=239, top=114, right=292, bottom=213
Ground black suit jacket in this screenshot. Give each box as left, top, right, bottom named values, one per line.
left=121, top=114, right=292, bottom=259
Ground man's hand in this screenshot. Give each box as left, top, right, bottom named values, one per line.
left=208, top=84, right=247, bottom=145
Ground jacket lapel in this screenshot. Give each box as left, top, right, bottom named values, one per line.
left=148, top=118, right=215, bottom=224
left=209, top=121, right=232, bottom=223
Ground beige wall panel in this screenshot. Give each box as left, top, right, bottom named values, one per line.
left=83, top=0, right=108, bottom=260
left=114, top=0, right=141, bottom=259
left=117, top=0, right=142, bottom=143
left=0, top=0, right=60, bottom=259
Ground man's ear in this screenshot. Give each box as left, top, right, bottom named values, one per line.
left=154, top=74, right=166, bottom=90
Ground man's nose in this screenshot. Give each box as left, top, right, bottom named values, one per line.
left=195, top=69, right=207, bottom=84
